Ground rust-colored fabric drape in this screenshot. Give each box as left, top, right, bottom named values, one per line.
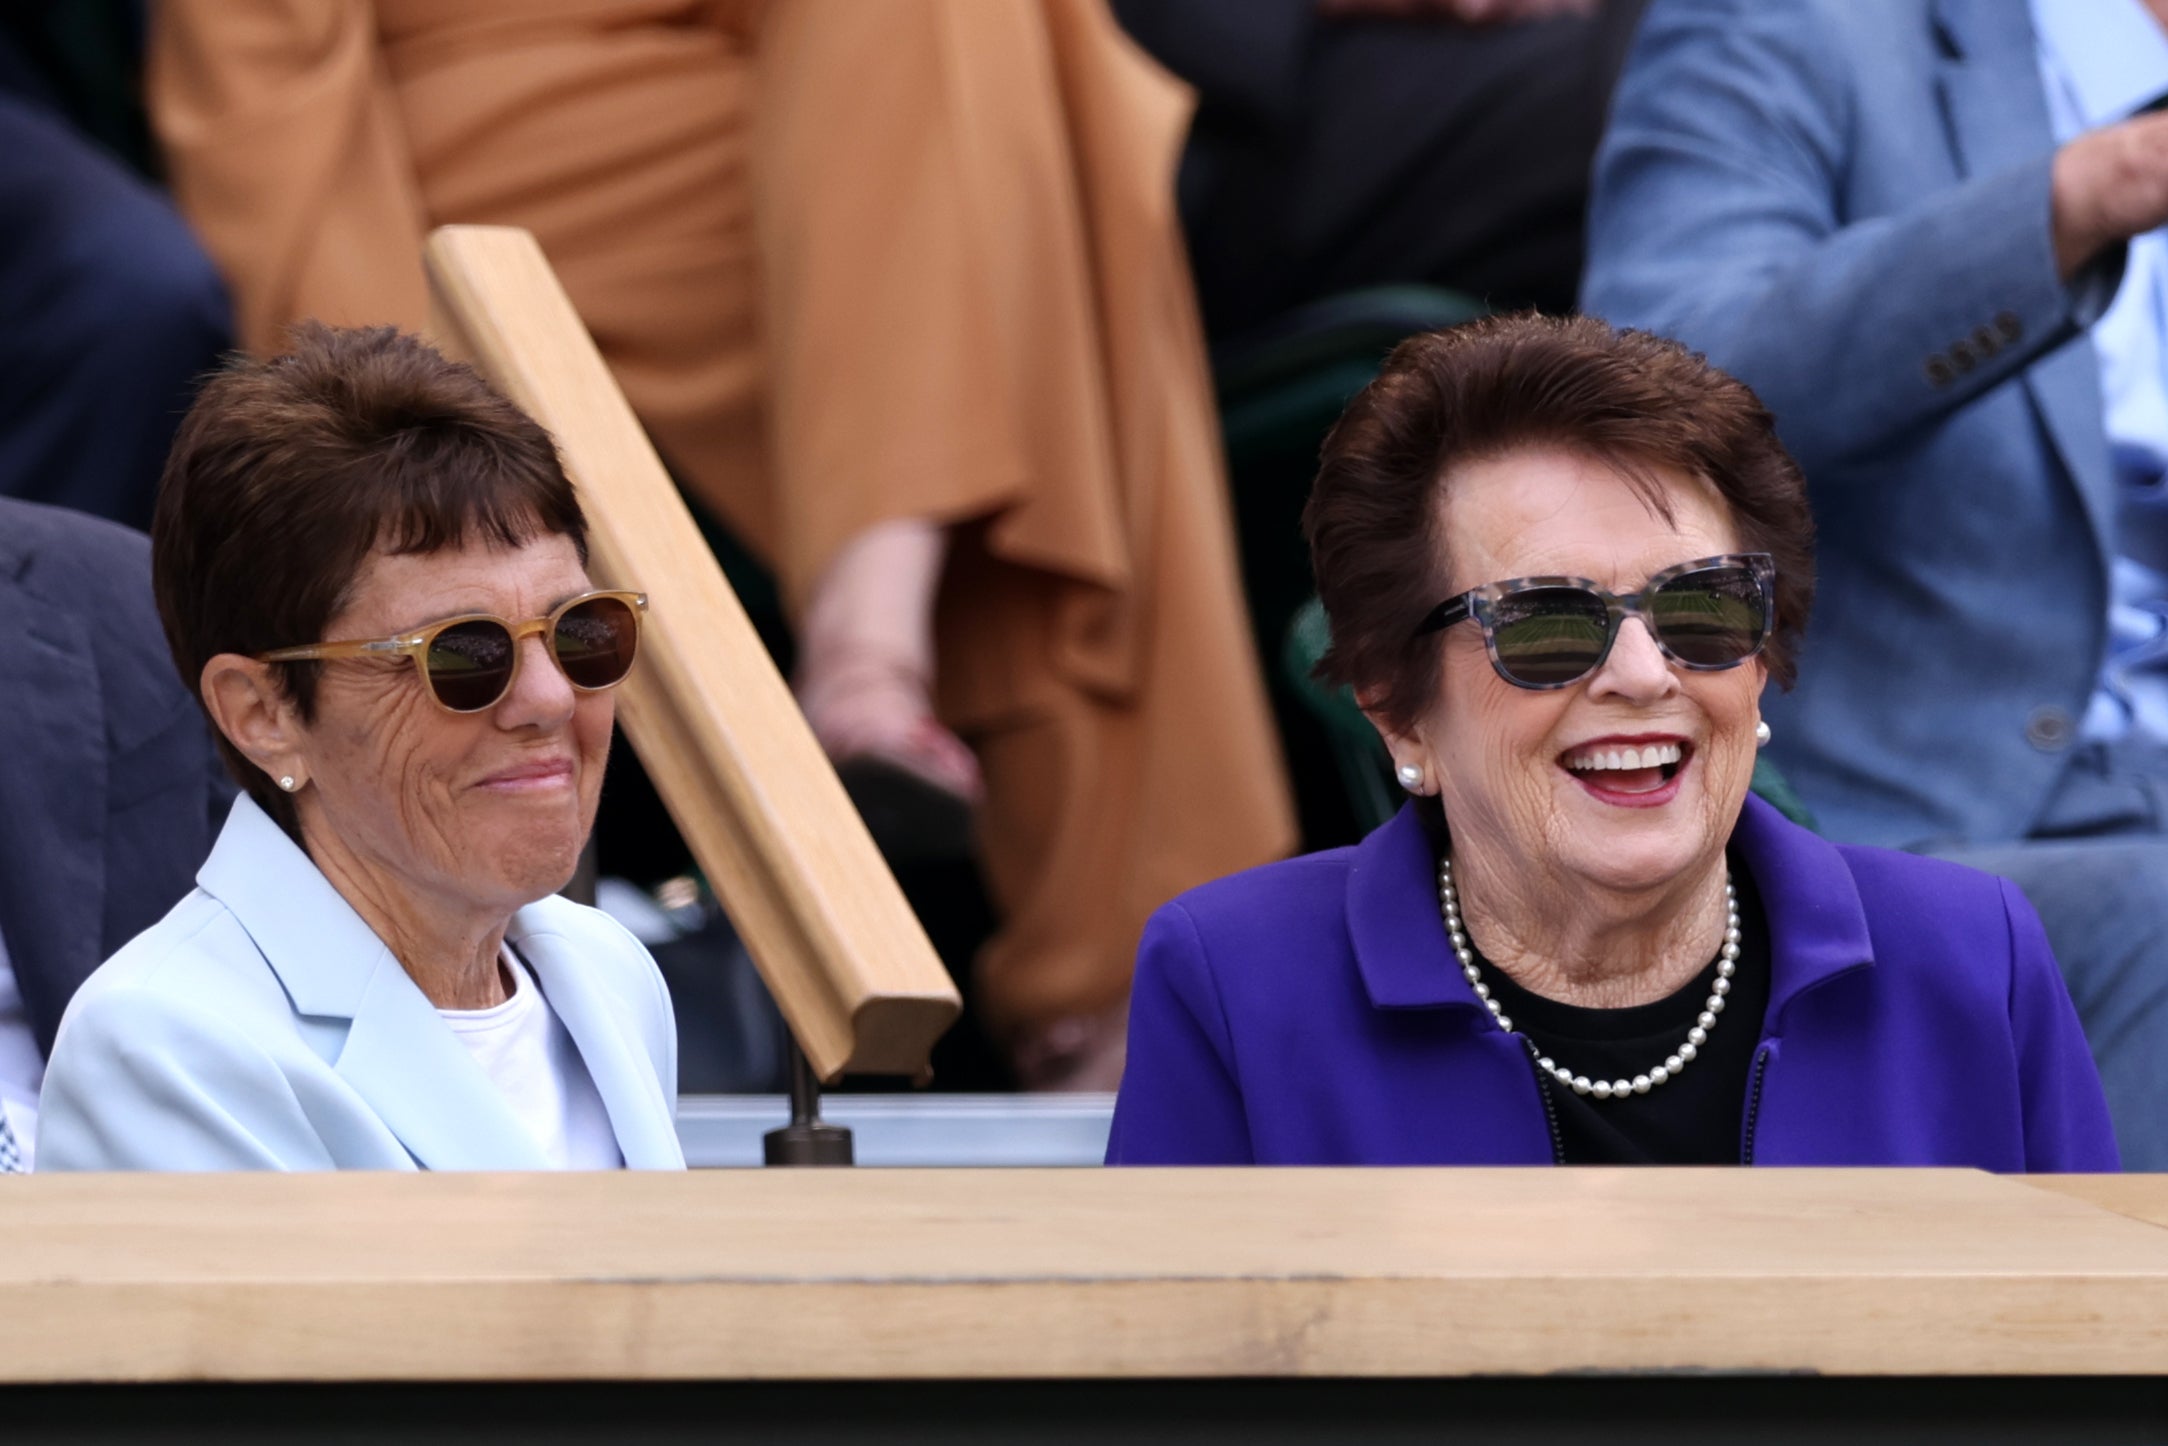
left=151, top=0, right=1296, bottom=1037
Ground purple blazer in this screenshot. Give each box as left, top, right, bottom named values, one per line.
left=1107, top=796, right=2118, bottom=1170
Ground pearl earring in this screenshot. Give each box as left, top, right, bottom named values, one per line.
left=1754, top=720, right=1772, bottom=748
left=1396, top=763, right=1424, bottom=792
left=278, top=775, right=298, bottom=792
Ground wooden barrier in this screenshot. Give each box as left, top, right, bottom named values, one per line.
left=6, top=1169, right=2168, bottom=1382
left=423, top=226, right=959, bottom=1081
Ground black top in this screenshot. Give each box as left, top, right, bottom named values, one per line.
left=1443, top=850, right=1773, bottom=1165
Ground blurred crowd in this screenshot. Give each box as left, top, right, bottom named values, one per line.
left=8, top=0, right=2168, bottom=1169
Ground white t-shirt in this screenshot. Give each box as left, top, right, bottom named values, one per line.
left=438, top=947, right=623, bottom=1170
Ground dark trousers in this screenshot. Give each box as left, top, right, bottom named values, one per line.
left=1141, top=2, right=1648, bottom=339
left=0, top=33, right=229, bottom=531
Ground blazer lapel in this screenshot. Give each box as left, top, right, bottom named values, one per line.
left=0, top=564, right=106, bottom=1053
left=334, top=951, right=550, bottom=1171
left=197, top=798, right=548, bottom=1171
left=514, top=919, right=683, bottom=1168
left=1345, top=805, right=1491, bottom=1013
left=1934, top=0, right=2118, bottom=567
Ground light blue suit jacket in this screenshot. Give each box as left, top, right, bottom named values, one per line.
left=36, top=796, right=685, bottom=1171
left=1582, top=0, right=2120, bottom=849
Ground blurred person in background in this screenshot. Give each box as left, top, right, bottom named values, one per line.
left=39, top=326, right=683, bottom=1172
left=0, top=497, right=231, bottom=1172
left=148, top=0, right=1295, bottom=1090
left=1109, top=315, right=2116, bottom=1172
left=1115, top=0, right=1647, bottom=338
left=1582, top=0, right=2168, bottom=1168
left=0, top=8, right=229, bottom=529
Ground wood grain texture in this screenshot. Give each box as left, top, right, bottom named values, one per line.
left=6, top=1170, right=2168, bottom=1382
left=422, top=225, right=959, bottom=1079
left=2020, top=1173, right=2168, bottom=1231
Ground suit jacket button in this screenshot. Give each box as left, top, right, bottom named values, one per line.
left=1973, top=324, right=2001, bottom=356
left=1950, top=341, right=1978, bottom=372
left=1926, top=356, right=1955, bottom=386
left=2025, top=706, right=2075, bottom=751
left=1996, top=311, right=2024, bottom=342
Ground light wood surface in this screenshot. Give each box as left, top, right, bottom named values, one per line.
left=2020, top=1172, right=2168, bottom=1231
left=8, top=1169, right=2168, bottom=1382
left=423, top=225, right=959, bottom=1080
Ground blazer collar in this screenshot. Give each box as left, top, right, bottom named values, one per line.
left=196, top=799, right=549, bottom=1169
left=1345, top=805, right=1485, bottom=1012
left=1933, top=0, right=2118, bottom=563
left=513, top=921, right=683, bottom=1169
left=1346, top=796, right=1875, bottom=1020
left=1727, top=794, right=1877, bottom=1024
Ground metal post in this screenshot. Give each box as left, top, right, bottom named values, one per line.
left=763, top=1043, right=855, bottom=1165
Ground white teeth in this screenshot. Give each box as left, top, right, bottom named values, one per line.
left=1568, top=742, right=1683, bottom=772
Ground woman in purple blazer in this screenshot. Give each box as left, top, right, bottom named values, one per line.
left=1108, top=315, right=2118, bottom=1169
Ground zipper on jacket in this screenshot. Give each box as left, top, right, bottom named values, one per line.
left=1740, top=1044, right=1774, bottom=1165
left=1521, top=1038, right=1566, bottom=1164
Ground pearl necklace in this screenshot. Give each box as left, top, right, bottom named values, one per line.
left=1436, top=858, right=1739, bottom=1101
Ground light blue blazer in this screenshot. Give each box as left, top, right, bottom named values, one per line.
left=36, top=795, right=685, bottom=1171
left=1582, top=0, right=2119, bottom=850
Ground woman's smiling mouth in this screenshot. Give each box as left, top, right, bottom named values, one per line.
left=1560, top=736, right=1690, bottom=806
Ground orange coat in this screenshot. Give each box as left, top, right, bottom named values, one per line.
left=151, top=0, right=1296, bottom=1038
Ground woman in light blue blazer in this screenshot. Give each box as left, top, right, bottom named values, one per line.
left=37, top=324, right=683, bottom=1171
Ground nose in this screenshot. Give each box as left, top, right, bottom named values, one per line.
left=1584, top=616, right=1679, bottom=705
left=495, top=630, right=577, bottom=730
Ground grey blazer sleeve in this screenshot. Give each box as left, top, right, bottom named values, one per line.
left=1580, top=0, right=2112, bottom=477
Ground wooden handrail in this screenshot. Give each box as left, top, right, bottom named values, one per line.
left=424, top=225, right=960, bottom=1080
left=2, top=1170, right=2168, bottom=1379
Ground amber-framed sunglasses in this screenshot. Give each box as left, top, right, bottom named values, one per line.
left=257, top=590, right=649, bottom=714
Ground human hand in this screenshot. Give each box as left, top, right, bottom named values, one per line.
left=2051, top=109, right=2168, bottom=278
left=1316, top=0, right=1601, bottom=23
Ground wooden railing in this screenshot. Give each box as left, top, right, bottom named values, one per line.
left=424, top=225, right=959, bottom=1081
left=1, top=1169, right=2164, bottom=1380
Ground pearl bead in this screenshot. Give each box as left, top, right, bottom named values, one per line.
left=1573, top=1075, right=1592, bottom=1094
left=1713, top=976, right=1731, bottom=997
left=1678, top=1042, right=1698, bottom=1062
left=1697, top=1011, right=1717, bottom=1030
left=1725, top=926, right=1741, bottom=945
left=1708, top=996, right=1726, bottom=1014
left=1687, top=1025, right=1706, bottom=1046
left=1495, top=1015, right=1512, bottom=1033
left=1650, top=1065, right=1669, bottom=1084
left=1719, top=958, right=1736, bottom=977
left=1538, top=1057, right=1554, bottom=1073
left=1473, top=981, right=1490, bottom=1000
left=1664, top=1055, right=1683, bottom=1074
left=1631, top=1075, right=1651, bottom=1094
left=1591, top=1079, right=1613, bottom=1098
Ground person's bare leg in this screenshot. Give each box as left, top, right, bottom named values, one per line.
left=794, top=517, right=983, bottom=802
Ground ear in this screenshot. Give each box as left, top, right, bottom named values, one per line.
left=201, top=654, right=310, bottom=791
left=1355, top=687, right=1431, bottom=789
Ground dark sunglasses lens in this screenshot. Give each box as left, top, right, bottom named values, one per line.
left=425, top=620, right=516, bottom=711
left=1650, top=567, right=1768, bottom=666
left=1488, top=587, right=1613, bottom=685
left=552, top=596, right=640, bottom=690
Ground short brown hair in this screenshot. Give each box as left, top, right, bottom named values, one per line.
left=153, top=323, right=589, bottom=832
left=1303, top=313, right=1814, bottom=734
